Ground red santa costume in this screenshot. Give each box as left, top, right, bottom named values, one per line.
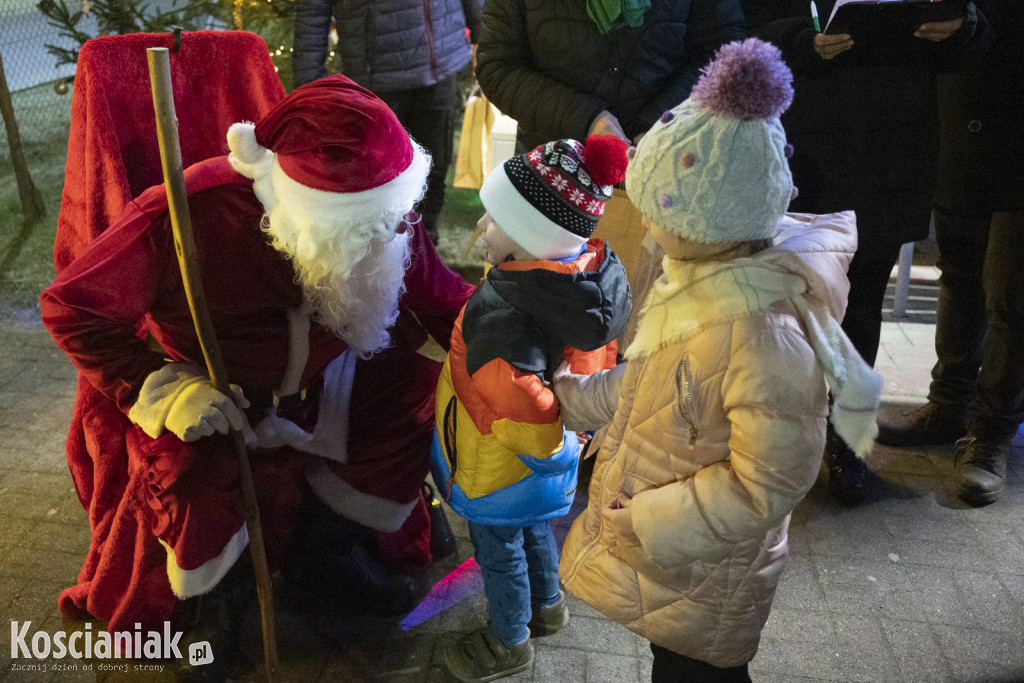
left=40, top=75, right=474, bottom=635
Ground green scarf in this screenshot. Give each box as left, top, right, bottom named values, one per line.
left=587, top=0, right=650, bottom=35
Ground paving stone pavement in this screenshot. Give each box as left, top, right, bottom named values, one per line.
left=1, top=310, right=1022, bottom=683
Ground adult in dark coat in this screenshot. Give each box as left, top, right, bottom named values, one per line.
left=475, top=0, right=746, bottom=152
left=742, top=0, right=990, bottom=503
left=878, top=0, right=1022, bottom=506
left=292, top=0, right=482, bottom=243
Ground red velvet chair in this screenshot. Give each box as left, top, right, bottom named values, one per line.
left=53, top=30, right=285, bottom=633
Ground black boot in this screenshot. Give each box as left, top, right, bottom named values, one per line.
left=281, top=493, right=429, bottom=615
left=953, top=435, right=1009, bottom=506
left=174, top=552, right=253, bottom=682
left=824, top=424, right=868, bottom=505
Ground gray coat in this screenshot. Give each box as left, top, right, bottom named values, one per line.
left=292, top=0, right=480, bottom=92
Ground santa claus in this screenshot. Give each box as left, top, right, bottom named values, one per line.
left=41, top=74, right=474, bottom=681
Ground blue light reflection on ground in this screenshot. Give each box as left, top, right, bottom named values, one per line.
left=399, top=556, right=482, bottom=630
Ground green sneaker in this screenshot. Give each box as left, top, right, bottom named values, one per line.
left=444, top=627, right=534, bottom=682
left=527, top=590, right=569, bottom=636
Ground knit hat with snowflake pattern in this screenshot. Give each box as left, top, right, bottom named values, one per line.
left=626, top=38, right=795, bottom=244
left=479, top=135, right=629, bottom=260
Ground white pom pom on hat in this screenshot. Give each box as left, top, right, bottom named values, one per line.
left=227, top=122, right=274, bottom=180
left=227, top=122, right=272, bottom=166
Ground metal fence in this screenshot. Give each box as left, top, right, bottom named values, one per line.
left=0, top=0, right=301, bottom=167
left=0, top=0, right=84, bottom=157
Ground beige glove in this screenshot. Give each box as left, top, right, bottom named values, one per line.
left=128, top=363, right=249, bottom=442
left=165, top=381, right=249, bottom=442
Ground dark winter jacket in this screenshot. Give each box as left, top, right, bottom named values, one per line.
left=743, top=0, right=991, bottom=247
left=292, top=0, right=481, bottom=92
left=475, top=0, right=745, bottom=151
left=463, top=246, right=630, bottom=381
left=431, top=239, right=630, bottom=525
left=935, top=0, right=1023, bottom=213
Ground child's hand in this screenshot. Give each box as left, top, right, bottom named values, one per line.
left=602, top=495, right=640, bottom=545
left=575, top=431, right=592, bottom=446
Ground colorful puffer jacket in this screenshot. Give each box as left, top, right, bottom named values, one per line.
left=432, top=238, right=630, bottom=526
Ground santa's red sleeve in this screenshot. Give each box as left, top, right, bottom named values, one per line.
left=400, top=218, right=477, bottom=351
left=41, top=195, right=175, bottom=413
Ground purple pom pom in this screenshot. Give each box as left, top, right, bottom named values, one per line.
left=660, top=111, right=675, bottom=124
left=690, top=38, right=793, bottom=121
left=658, top=193, right=675, bottom=209
left=784, top=143, right=794, bottom=158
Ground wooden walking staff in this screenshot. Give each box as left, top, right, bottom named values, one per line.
left=145, top=46, right=280, bottom=681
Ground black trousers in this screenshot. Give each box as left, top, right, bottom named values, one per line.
left=928, top=205, right=1024, bottom=442
left=650, top=643, right=752, bottom=683
left=839, top=240, right=905, bottom=368
left=378, top=74, right=459, bottom=242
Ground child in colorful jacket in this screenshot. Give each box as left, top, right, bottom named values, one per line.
left=432, top=135, right=632, bottom=682
left=553, top=40, right=884, bottom=681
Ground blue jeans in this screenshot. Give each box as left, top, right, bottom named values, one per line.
left=468, top=520, right=561, bottom=645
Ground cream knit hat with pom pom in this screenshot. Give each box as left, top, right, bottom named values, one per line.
left=626, top=38, right=795, bottom=244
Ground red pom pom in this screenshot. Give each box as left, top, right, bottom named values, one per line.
left=582, top=134, right=629, bottom=187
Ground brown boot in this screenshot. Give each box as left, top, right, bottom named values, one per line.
left=953, top=436, right=1009, bottom=506
left=876, top=402, right=967, bottom=447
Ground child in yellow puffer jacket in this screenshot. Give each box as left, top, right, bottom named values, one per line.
left=553, top=39, right=884, bottom=682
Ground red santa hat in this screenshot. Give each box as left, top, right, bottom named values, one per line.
left=227, top=74, right=429, bottom=226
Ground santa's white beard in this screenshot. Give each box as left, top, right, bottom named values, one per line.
left=263, top=209, right=412, bottom=357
